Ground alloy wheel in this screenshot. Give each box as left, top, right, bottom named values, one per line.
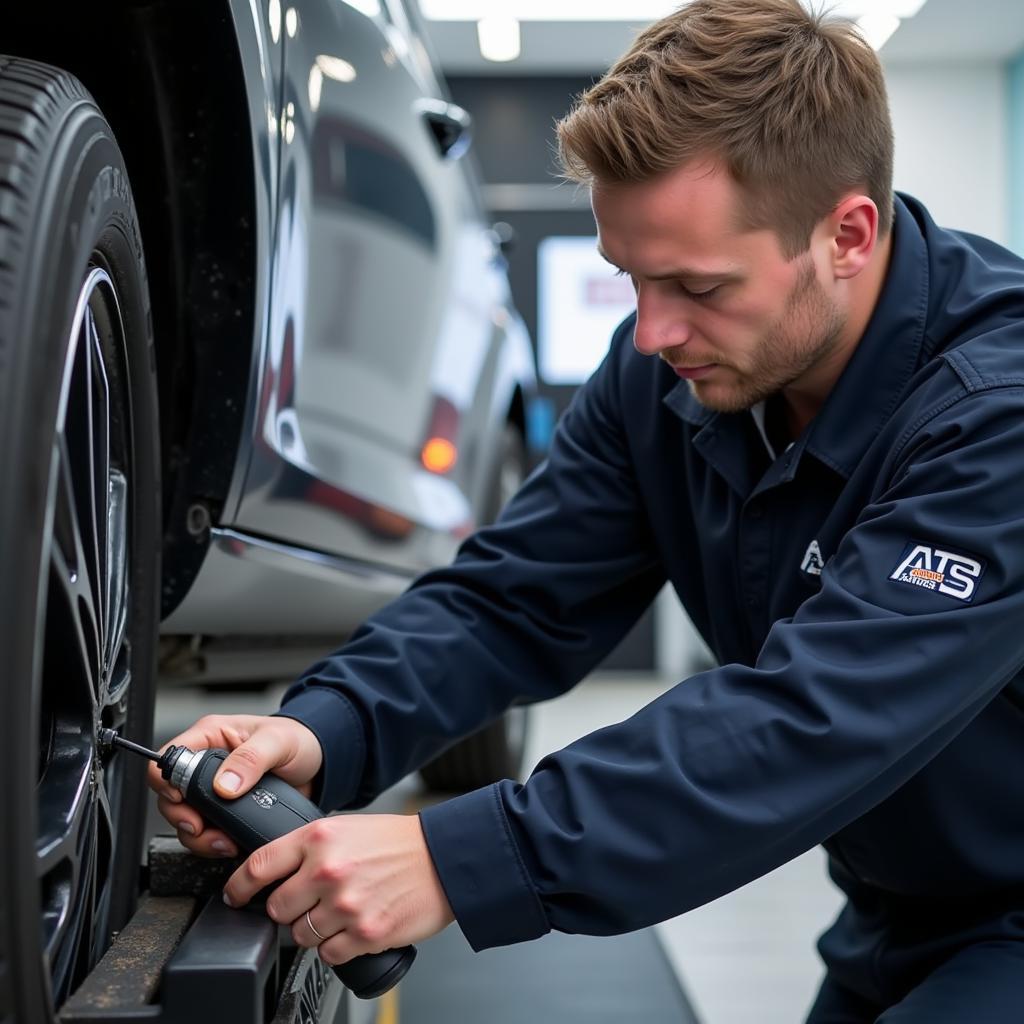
left=34, top=266, right=134, bottom=1006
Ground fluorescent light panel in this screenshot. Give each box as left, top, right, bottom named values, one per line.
left=478, top=17, right=522, bottom=61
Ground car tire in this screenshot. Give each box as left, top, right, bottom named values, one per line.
left=420, top=424, right=531, bottom=793
left=0, top=58, right=160, bottom=1020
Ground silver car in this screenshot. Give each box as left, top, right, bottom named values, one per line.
left=0, top=1, right=534, bottom=1020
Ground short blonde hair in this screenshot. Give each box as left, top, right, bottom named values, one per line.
left=557, top=0, right=894, bottom=257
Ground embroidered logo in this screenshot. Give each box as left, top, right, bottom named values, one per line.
left=888, top=541, right=985, bottom=602
left=800, top=540, right=825, bottom=577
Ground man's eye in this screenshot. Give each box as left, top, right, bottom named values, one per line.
left=611, top=268, right=721, bottom=300
left=682, top=283, right=722, bottom=301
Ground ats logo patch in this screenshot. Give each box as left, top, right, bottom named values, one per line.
left=888, top=541, right=986, bottom=603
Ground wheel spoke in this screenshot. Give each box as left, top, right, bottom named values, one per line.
left=87, top=306, right=111, bottom=653
left=45, top=797, right=99, bottom=1005
left=59, top=324, right=105, bottom=701
left=90, top=779, right=117, bottom=958
left=36, top=736, right=92, bottom=902
left=36, top=718, right=110, bottom=1001
left=103, top=469, right=129, bottom=703
left=50, top=433, right=102, bottom=701
left=105, top=662, right=132, bottom=712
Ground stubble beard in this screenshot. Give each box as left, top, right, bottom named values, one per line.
left=689, top=257, right=847, bottom=414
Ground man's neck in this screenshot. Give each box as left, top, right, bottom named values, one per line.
left=783, top=230, right=894, bottom=437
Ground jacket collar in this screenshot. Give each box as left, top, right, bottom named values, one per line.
left=801, top=194, right=930, bottom=478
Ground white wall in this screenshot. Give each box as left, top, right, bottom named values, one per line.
left=884, top=62, right=1008, bottom=243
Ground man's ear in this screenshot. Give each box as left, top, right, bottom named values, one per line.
left=826, top=194, right=879, bottom=280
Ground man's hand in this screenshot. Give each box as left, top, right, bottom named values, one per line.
left=147, top=714, right=323, bottom=858
left=223, top=813, right=455, bottom=963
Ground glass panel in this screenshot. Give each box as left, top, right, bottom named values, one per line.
left=537, top=235, right=636, bottom=385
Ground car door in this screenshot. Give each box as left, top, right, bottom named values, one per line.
left=230, top=0, right=498, bottom=572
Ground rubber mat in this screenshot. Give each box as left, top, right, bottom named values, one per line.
left=394, top=925, right=701, bottom=1023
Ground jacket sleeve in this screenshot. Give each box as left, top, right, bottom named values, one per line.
left=274, top=322, right=666, bottom=813
left=419, top=385, right=1024, bottom=951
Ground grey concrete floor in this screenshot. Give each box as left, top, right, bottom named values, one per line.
left=152, top=672, right=844, bottom=1023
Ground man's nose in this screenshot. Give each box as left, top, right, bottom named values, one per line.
left=632, top=283, right=690, bottom=356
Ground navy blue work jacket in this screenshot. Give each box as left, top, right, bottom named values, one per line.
left=278, top=195, right=1024, bottom=953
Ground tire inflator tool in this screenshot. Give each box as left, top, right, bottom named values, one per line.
left=98, top=729, right=416, bottom=1000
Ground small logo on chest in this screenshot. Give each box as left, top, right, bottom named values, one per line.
left=888, top=542, right=985, bottom=602
left=800, top=540, right=825, bottom=577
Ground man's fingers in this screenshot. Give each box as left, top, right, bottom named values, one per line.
left=142, top=715, right=263, bottom=797
left=157, top=794, right=203, bottom=835
left=142, top=716, right=322, bottom=802
left=318, top=930, right=375, bottom=966
left=224, top=834, right=304, bottom=907
left=213, top=727, right=289, bottom=799
left=156, top=795, right=239, bottom=857
left=263, top=872, right=317, bottom=927
left=173, top=829, right=240, bottom=859
left=147, top=762, right=181, bottom=802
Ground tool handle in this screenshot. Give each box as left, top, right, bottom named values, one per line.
left=185, top=749, right=416, bottom=999
left=186, top=749, right=323, bottom=846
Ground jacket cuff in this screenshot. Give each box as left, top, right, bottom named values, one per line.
left=274, top=687, right=366, bottom=811
left=419, top=783, right=549, bottom=951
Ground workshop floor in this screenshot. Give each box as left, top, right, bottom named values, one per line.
left=153, top=673, right=845, bottom=1024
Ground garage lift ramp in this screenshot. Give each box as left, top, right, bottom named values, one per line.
left=59, top=837, right=700, bottom=1024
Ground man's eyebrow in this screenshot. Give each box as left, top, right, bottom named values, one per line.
left=596, top=245, right=743, bottom=283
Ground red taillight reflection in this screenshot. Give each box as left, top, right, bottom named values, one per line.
left=421, top=396, right=460, bottom=474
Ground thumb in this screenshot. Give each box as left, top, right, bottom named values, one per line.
left=214, top=732, right=284, bottom=799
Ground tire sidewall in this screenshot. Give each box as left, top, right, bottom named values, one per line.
left=0, top=93, right=159, bottom=1019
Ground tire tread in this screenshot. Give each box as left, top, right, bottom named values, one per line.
left=0, top=57, right=92, bottom=367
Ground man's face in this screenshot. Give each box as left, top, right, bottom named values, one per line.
left=591, top=160, right=847, bottom=414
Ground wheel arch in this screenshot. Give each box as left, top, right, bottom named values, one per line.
left=3, top=1, right=266, bottom=619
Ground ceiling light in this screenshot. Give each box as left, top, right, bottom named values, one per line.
left=477, top=17, right=521, bottom=62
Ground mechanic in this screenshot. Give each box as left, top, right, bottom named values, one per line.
left=150, top=0, right=1024, bottom=1019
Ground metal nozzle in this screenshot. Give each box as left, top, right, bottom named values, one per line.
left=98, top=730, right=205, bottom=795
left=98, top=728, right=164, bottom=763
left=164, top=746, right=204, bottom=792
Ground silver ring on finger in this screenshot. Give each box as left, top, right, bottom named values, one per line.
left=305, top=909, right=328, bottom=943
